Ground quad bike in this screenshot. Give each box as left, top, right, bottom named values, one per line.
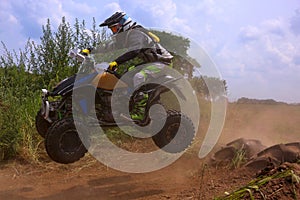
left=35, top=50, right=195, bottom=164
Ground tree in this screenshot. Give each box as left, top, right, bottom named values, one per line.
left=35, top=17, right=106, bottom=87
left=54, top=16, right=76, bottom=80
left=149, top=30, right=200, bottom=79
left=150, top=30, right=190, bottom=57
left=0, top=16, right=108, bottom=160
left=38, top=18, right=55, bottom=77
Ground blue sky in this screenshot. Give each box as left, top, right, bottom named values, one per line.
left=1, top=0, right=300, bottom=103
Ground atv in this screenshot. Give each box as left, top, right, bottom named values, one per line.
left=35, top=49, right=195, bottom=164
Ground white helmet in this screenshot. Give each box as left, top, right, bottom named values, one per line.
left=99, top=12, right=135, bottom=34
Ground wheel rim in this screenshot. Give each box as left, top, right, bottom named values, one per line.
left=59, top=130, right=82, bottom=153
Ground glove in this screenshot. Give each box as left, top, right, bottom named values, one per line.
left=108, top=61, right=118, bottom=71
left=81, top=48, right=91, bottom=56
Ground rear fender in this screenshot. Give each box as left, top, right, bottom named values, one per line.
left=147, top=82, right=186, bottom=104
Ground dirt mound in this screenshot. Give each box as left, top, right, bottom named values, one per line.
left=210, top=139, right=300, bottom=199
left=211, top=139, right=300, bottom=169
left=211, top=138, right=266, bottom=167
left=246, top=142, right=300, bottom=171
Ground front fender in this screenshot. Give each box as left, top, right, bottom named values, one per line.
left=72, top=84, right=97, bottom=115
left=52, top=75, right=76, bottom=96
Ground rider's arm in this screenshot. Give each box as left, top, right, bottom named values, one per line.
left=115, top=30, right=150, bottom=65
left=92, top=40, right=116, bottom=54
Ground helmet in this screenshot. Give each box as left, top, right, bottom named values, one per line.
left=99, top=12, right=134, bottom=34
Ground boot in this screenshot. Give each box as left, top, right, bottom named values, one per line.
left=130, top=92, right=149, bottom=120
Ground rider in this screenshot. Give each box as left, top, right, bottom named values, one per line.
left=97, top=11, right=173, bottom=120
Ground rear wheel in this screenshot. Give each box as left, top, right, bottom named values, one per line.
left=152, top=110, right=195, bottom=153
left=45, top=117, right=87, bottom=164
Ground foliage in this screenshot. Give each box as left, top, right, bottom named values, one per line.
left=0, top=55, right=41, bottom=160
left=0, top=17, right=105, bottom=161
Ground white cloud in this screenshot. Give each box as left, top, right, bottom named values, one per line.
left=290, top=9, right=300, bottom=36
left=137, top=0, right=177, bottom=27
left=104, top=2, right=122, bottom=12
left=239, top=26, right=260, bottom=42
left=8, top=14, right=18, bottom=24
left=262, top=18, right=285, bottom=36
left=0, top=0, right=96, bottom=51
left=232, top=17, right=299, bottom=70
left=141, top=0, right=177, bottom=17
left=0, top=1, right=24, bottom=51
left=195, top=0, right=224, bottom=16
left=64, top=0, right=97, bottom=15
left=216, top=14, right=300, bottom=102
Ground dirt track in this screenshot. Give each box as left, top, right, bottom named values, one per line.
left=0, top=155, right=200, bottom=199
left=0, top=152, right=260, bottom=199
left=0, top=103, right=299, bottom=199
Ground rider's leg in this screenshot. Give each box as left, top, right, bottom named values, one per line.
left=130, top=64, right=164, bottom=120
left=130, top=70, right=148, bottom=120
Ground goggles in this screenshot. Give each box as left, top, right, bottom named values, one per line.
left=109, top=23, right=120, bottom=34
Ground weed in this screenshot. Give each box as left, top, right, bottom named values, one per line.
left=230, top=146, right=247, bottom=169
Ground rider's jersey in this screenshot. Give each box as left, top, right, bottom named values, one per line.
left=95, top=25, right=173, bottom=65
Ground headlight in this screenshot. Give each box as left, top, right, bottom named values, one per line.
left=42, top=89, right=49, bottom=98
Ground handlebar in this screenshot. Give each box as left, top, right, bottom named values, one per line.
left=69, top=49, right=85, bottom=62
left=105, top=69, right=122, bottom=79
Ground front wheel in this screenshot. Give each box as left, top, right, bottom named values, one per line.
left=152, top=110, right=195, bottom=153
left=45, top=117, right=87, bottom=164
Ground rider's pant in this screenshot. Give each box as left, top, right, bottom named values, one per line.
left=133, top=62, right=166, bottom=88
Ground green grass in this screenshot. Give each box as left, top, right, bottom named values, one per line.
left=0, top=89, right=43, bottom=163
left=230, top=147, right=247, bottom=169
left=214, top=169, right=300, bottom=200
